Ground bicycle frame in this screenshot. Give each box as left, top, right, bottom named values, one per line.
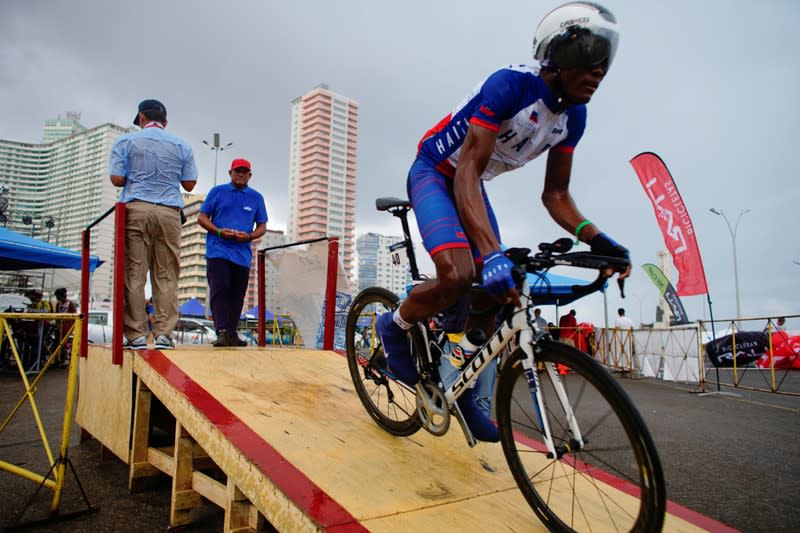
left=417, top=280, right=583, bottom=458
left=378, top=199, right=585, bottom=455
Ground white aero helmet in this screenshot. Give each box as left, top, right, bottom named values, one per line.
left=533, top=2, right=619, bottom=71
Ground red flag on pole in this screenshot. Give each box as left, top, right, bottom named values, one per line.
left=630, top=152, right=709, bottom=296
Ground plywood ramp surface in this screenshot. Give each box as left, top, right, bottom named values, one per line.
left=136, top=347, right=724, bottom=532
left=76, top=348, right=134, bottom=463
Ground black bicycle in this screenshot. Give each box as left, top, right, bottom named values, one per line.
left=345, top=197, right=666, bottom=533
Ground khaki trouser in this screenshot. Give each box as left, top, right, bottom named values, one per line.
left=124, top=201, right=182, bottom=340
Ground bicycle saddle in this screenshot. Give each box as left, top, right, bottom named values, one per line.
left=375, top=197, right=410, bottom=211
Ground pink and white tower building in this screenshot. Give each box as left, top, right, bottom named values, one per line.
left=286, top=84, right=358, bottom=282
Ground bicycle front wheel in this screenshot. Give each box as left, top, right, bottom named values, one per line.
left=496, top=341, right=665, bottom=533
left=345, top=287, right=420, bottom=436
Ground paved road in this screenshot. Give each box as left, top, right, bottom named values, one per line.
left=0, top=366, right=797, bottom=532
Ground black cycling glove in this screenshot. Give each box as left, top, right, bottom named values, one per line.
left=589, top=232, right=630, bottom=260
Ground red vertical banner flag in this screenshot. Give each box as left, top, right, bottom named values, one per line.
left=630, top=152, right=709, bottom=296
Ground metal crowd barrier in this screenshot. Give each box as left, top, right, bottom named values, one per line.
left=591, top=315, right=799, bottom=395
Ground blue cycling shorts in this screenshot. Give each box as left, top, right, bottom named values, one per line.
left=406, top=157, right=501, bottom=259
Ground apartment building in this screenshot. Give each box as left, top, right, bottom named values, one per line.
left=356, top=232, right=412, bottom=296
left=286, top=84, right=358, bottom=282
left=0, top=116, right=130, bottom=303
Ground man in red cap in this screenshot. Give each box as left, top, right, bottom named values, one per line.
left=198, top=158, right=267, bottom=346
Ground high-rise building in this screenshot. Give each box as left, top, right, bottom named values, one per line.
left=286, top=84, right=358, bottom=282
left=0, top=117, right=131, bottom=304
left=42, top=112, right=87, bottom=143
left=356, top=232, right=412, bottom=296
left=178, top=193, right=208, bottom=306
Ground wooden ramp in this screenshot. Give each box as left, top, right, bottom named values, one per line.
left=78, top=345, right=735, bottom=532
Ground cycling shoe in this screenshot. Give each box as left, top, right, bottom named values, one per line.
left=377, top=312, right=419, bottom=385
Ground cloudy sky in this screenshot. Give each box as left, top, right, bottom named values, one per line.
left=1, top=0, right=797, bottom=327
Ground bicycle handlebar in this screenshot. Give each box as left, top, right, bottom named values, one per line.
left=508, top=237, right=630, bottom=300
left=373, top=197, right=629, bottom=301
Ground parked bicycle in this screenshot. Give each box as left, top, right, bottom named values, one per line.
left=346, top=197, right=666, bottom=533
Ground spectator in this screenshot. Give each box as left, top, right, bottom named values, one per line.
left=197, top=158, right=267, bottom=347
left=765, top=317, right=786, bottom=333
left=25, top=289, right=52, bottom=313
left=558, top=309, right=578, bottom=345
left=146, top=297, right=155, bottom=332
left=533, top=308, right=548, bottom=332
left=615, top=307, right=634, bottom=330
left=53, top=288, right=76, bottom=366
left=109, top=99, right=198, bottom=350
left=23, top=289, right=52, bottom=365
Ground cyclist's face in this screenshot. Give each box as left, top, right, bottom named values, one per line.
left=559, top=64, right=607, bottom=104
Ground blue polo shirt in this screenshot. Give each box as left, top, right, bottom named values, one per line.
left=109, top=124, right=198, bottom=207
left=201, top=183, right=268, bottom=267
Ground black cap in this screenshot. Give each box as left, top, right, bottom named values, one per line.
left=133, top=99, right=167, bottom=126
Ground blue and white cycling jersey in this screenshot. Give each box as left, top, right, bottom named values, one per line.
left=416, top=64, right=587, bottom=180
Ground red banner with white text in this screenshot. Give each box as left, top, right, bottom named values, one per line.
left=630, top=152, right=708, bottom=296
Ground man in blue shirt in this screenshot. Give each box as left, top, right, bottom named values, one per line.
left=110, top=99, right=198, bottom=350
left=198, top=158, right=267, bottom=347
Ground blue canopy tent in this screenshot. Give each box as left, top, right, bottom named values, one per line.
left=241, top=305, right=281, bottom=322
left=0, top=227, right=103, bottom=271
left=527, top=271, right=605, bottom=307
left=179, top=297, right=207, bottom=318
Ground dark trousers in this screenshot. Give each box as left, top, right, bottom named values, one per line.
left=207, top=257, right=250, bottom=334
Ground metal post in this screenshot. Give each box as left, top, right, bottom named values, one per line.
left=80, top=230, right=90, bottom=358
left=257, top=250, right=266, bottom=347
left=112, top=203, right=126, bottom=365
left=213, top=144, right=220, bottom=187
left=710, top=208, right=749, bottom=324
left=323, top=238, right=339, bottom=350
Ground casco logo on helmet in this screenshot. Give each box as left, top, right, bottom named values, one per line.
left=560, top=17, right=589, bottom=27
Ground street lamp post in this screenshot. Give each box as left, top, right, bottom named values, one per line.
left=202, top=133, right=233, bottom=187
left=44, top=216, right=55, bottom=241
left=21, top=214, right=56, bottom=242
left=201, top=133, right=232, bottom=320
left=710, top=207, right=749, bottom=324
left=21, top=214, right=36, bottom=237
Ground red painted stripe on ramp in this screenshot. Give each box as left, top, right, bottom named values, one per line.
left=665, top=501, right=740, bottom=532
left=139, top=349, right=368, bottom=532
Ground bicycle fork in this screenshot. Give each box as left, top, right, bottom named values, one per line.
left=518, top=327, right=586, bottom=459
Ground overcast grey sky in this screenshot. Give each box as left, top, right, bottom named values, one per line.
left=1, top=0, right=797, bottom=327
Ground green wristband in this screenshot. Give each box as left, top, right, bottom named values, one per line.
left=574, top=220, right=592, bottom=245
left=217, top=228, right=222, bottom=238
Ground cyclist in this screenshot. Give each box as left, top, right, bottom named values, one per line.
left=378, top=2, right=631, bottom=442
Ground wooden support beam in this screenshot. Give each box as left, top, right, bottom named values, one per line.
left=224, top=478, right=260, bottom=533
left=170, top=423, right=203, bottom=526
left=129, top=377, right=156, bottom=492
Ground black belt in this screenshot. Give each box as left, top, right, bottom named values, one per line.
left=128, top=199, right=180, bottom=211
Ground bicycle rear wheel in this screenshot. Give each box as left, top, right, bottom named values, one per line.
left=496, top=341, right=665, bottom=533
left=345, top=287, right=420, bottom=436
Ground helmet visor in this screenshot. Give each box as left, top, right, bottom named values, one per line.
left=549, top=26, right=618, bottom=70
